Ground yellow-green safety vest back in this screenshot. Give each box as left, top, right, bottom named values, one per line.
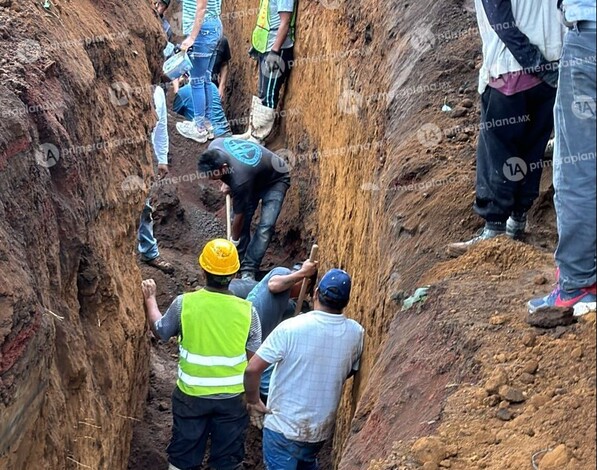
left=252, top=0, right=297, bottom=53
left=177, top=289, right=252, bottom=397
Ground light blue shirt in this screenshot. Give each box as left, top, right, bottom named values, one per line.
left=266, top=0, right=296, bottom=51
left=182, top=0, right=222, bottom=35
left=562, top=0, right=597, bottom=23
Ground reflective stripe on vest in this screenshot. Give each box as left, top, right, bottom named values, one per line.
left=251, top=0, right=297, bottom=53
left=177, top=289, right=252, bottom=397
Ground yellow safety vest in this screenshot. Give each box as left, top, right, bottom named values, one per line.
left=251, top=0, right=297, bottom=53
left=177, top=289, right=252, bottom=397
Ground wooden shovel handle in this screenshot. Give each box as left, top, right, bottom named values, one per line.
left=226, top=194, right=232, bottom=240
left=294, top=244, right=319, bottom=316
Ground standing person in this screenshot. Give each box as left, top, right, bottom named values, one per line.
left=155, top=0, right=173, bottom=41
left=448, top=0, right=564, bottom=256
left=234, top=0, right=297, bottom=144
left=141, top=239, right=262, bottom=470
left=528, top=0, right=596, bottom=315
left=198, top=137, right=291, bottom=281
left=242, top=260, right=318, bottom=403
left=138, top=85, right=174, bottom=274
left=212, top=34, right=232, bottom=101
left=244, top=269, right=364, bottom=469
left=176, top=0, right=223, bottom=143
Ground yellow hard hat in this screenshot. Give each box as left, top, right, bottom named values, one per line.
left=199, top=239, right=240, bottom=276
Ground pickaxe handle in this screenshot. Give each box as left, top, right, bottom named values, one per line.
left=226, top=194, right=232, bottom=240
left=294, top=244, right=319, bottom=316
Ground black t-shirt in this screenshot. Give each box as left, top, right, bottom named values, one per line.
left=208, top=138, right=291, bottom=215
left=212, top=36, right=231, bottom=85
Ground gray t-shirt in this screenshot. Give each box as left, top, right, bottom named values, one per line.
left=247, top=267, right=293, bottom=340
left=154, top=291, right=262, bottom=353
left=266, top=0, right=296, bottom=51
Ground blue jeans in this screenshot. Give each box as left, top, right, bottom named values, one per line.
left=189, top=17, right=222, bottom=129
left=173, top=82, right=231, bottom=136
left=263, top=428, right=324, bottom=470
left=237, top=185, right=288, bottom=273
left=138, top=199, right=159, bottom=261
left=554, top=22, right=597, bottom=291
left=209, top=81, right=231, bottom=136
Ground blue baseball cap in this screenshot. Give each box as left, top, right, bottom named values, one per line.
left=318, top=269, right=352, bottom=304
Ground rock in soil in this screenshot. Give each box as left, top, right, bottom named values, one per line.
left=499, top=385, right=525, bottom=403
left=526, top=307, right=575, bottom=328
left=539, top=444, right=569, bottom=469
left=412, top=436, right=447, bottom=465
left=496, top=408, right=513, bottom=421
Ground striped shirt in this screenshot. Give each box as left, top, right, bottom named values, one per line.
left=182, top=0, right=222, bottom=35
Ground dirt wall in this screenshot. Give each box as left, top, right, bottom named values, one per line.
left=0, top=1, right=164, bottom=468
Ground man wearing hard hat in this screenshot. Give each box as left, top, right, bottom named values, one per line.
left=142, top=238, right=262, bottom=470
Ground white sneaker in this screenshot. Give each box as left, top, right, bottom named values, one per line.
left=176, top=121, right=208, bottom=143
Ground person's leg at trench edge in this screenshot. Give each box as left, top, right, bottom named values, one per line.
left=241, top=187, right=287, bottom=276
left=167, top=388, right=211, bottom=470
left=138, top=199, right=159, bottom=261
left=529, top=23, right=597, bottom=314
left=204, top=21, right=222, bottom=132
left=510, top=82, right=557, bottom=230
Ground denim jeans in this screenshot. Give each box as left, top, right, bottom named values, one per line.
left=167, top=387, right=248, bottom=470
left=189, top=17, right=222, bottom=129
left=237, top=185, right=288, bottom=273
left=263, top=428, right=324, bottom=470
left=554, top=22, right=597, bottom=291
left=209, top=81, right=231, bottom=136
left=138, top=199, right=159, bottom=261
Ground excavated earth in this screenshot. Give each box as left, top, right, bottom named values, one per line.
left=1, top=0, right=595, bottom=470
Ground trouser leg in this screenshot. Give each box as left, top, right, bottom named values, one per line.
left=554, top=25, right=597, bottom=290
left=207, top=396, right=249, bottom=470
left=138, top=199, right=159, bottom=261
left=258, top=47, right=294, bottom=109
left=242, top=187, right=287, bottom=273
left=474, top=86, right=538, bottom=224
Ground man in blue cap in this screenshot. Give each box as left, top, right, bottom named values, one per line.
left=243, top=268, right=365, bottom=469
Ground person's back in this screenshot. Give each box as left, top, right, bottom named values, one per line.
left=263, top=310, right=363, bottom=442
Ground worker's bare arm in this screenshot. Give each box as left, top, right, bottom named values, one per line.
left=268, top=260, right=318, bottom=294
left=142, top=279, right=162, bottom=333
left=272, top=12, right=292, bottom=53
left=244, top=355, right=271, bottom=405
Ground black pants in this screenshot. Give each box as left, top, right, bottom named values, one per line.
left=257, top=47, right=294, bottom=109
left=167, top=387, right=248, bottom=470
left=474, top=82, right=556, bottom=223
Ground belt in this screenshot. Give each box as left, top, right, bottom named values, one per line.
left=574, top=20, right=597, bottom=31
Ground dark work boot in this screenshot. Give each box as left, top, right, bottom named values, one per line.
left=447, top=222, right=506, bottom=257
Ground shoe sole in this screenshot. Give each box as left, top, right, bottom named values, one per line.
left=176, top=123, right=208, bottom=143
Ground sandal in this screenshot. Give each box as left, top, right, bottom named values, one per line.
left=144, top=257, right=174, bottom=274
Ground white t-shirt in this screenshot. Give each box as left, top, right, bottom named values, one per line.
left=256, top=310, right=364, bottom=443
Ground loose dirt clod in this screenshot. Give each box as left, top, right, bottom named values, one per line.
left=526, top=308, right=576, bottom=328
